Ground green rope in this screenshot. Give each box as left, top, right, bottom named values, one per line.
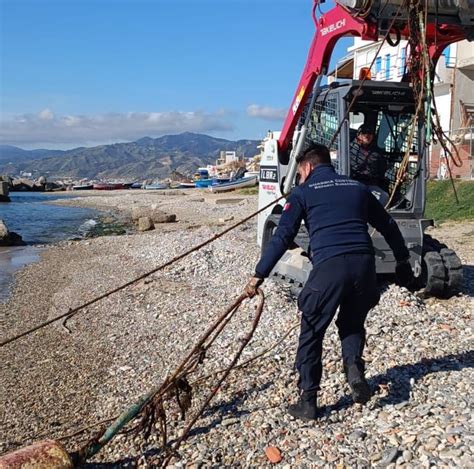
left=419, top=14, right=432, bottom=145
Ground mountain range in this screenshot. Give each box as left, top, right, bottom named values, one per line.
left=0, top=133, right=260, bottom=180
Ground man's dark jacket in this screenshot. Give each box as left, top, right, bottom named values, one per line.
left=350, top=140, right=387, bottom=187
left=255, top=164, right=409, bottom=278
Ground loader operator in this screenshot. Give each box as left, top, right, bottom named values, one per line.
left=350, top=125, right=390, bottom=206
left=244, top=143, right=413, bottom=421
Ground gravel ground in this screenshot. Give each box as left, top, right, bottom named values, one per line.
left=0, top=191, right=473, bottom=468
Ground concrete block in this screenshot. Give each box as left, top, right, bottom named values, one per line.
left=204, top=197, right=244, bottom=205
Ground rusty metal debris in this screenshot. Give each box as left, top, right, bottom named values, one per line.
left=68, top=291, right=265, bottom=467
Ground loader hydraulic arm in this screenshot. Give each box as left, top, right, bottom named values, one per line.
left=277, top=0, right=472, bottom=158
left=278, top=4, right=377, bottom=155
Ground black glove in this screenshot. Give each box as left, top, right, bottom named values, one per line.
left=244, top=276, right=264, bottom=298
left=395, top=260, right=414, bottom=288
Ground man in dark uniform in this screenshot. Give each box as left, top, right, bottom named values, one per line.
left=245, top=143, right=413, bottom=420
left=350, top=125, right=389, bottom=206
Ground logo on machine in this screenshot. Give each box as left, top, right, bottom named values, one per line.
left=320, top=19, right=346, bottom=36
left=292, top=86, right=306, bottom=115
left=260, top=166, right=278, bottom=183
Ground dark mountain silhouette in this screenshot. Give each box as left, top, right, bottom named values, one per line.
left=0, top=145, right=65, bottom=164
left=0, top=132, right=260, bottom=179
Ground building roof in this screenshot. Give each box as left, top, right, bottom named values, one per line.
left=328, top=56, right=354, bottom=79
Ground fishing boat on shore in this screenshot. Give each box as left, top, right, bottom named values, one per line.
left=209, top=175, right=258, bottom=193
left=143, top=183, right=168, bottom=190
left=195, top=179, right=213, bottom=188
left=72, top=184, right=93, bottom=190
left=244, top=170, right=259, bottom=179
left=179, top=182, right=196, bottom=188
left=93, top=183, right=127, bottom=190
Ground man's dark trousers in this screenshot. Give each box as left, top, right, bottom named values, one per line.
left=296, top=253, right=380, bottom=392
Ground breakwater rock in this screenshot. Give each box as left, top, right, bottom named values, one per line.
left=0, top=181, right=10, bottom=202
left=10, top=178, right=46, bottom=192
left=0, top=219, right=25, bottom=246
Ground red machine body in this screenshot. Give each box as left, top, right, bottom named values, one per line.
left=278, top=0, right=470, bottom=154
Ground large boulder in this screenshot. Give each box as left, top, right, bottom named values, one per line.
left=0, top=219, right=25, bottom=246
left=137, top=217, right=154, bottom=231
left=0, top=181, right=10, bottom=202
left=11, top=179, right=35, bottom=191
left=131, top=207, right=177, bottom=224
left=0, top=220, right=8, bottom=239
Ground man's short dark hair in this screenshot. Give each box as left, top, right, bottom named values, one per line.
left=357, top=124, right=375, bottom=135
left=296, top=143, right=331, bottom=166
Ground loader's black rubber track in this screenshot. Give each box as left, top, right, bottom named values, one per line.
left=421, top=235, right=464, bottom=298
left=440, top=248, right=463, bottom=297
left=423, top=234, right=448, bottom=252
left=423, top=251, right=447, bottom=298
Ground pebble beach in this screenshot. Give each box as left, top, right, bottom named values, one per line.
left=0, top=189, right=473, bottom=468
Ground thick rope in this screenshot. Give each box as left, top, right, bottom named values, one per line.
left=0, top=195, right=286, bottom=348
left=68, top=291, right=265, bottom=466
left=26, top=320, right=299, bottom=447
left=328, top=0, right=405, bottom=150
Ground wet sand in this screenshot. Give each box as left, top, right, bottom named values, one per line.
left=0, top=246, right=41, bottom=302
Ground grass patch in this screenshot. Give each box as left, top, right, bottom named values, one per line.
left=236, top=180, right=473, bottom=222
left=425, top=180, right=474, bottom=222
left=236, top=186, right=259, bottom=195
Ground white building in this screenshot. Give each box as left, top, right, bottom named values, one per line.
left=216, top=150, right=240, bottom=166
left=338, top=37, right=474, bottom=178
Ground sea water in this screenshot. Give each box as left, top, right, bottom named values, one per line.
left=0, top=192, right=99, bottom=301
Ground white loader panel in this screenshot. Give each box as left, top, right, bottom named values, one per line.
left=257, top=132, right=286, bottom=247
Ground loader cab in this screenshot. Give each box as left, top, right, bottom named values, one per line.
left=303, top=80, right=426, bottom=216
left=257, top=80, right=432, bottom=285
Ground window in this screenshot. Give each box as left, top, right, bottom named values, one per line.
left=443, top=45, right=455, bottom=67
left=385, top=54, right=391, bottom=80
left=306, top=95, right=341, bottom=172
left=375, top=56, right=382, bottom=75
left=348, top=105, right=419, bottom=207
left=399, top=47, right=407, bottom=76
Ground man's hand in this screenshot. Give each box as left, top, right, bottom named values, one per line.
left=395, top=259, right=414, bottom=288
left=244, top=276, right=264, bottom=298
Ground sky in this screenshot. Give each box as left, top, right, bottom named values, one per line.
left=0, top=0, right=351, bottom=149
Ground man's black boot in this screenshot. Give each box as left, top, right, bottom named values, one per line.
left=288, top=391, right=318, bottom=420
left=344, top=359, right=371, bottom=404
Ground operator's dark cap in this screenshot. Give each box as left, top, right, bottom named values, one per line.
left=358, top=124, right=375, bottom=134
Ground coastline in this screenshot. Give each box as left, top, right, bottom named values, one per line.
left=1, top=190, right=473, bottom=466
left=51, top=187, right=257, bottom=227
left=0, top=246, right=41, bottom=302
left=0, top=192, right=123, bottom=304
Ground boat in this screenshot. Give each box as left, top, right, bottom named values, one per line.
left=195, top=179, right=213, bottom=188
left=143, top=183, right=168, bottom=190
left=244, top=170, right=260, bottom=179
left=179, top=182, right=196, bottom=188
left=93, top=183, right=127, bottom=190
left=209, top=175, right=258, bottom=193
left=194, top=168, right=210, bottom=180
left=72, top=184, right=93, bottom=190
left=130, top=182, right=143, bottom=189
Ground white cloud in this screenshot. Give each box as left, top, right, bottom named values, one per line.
left=246, top=104, right=286, bottom=120
left=38, top=108, right=54, bottom=120
left=0, top=110, right=234, bottom=147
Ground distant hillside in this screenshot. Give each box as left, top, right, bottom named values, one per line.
left=0, top=133, right=260, bottom=180
left=0, top=145, right=65, bottom=164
